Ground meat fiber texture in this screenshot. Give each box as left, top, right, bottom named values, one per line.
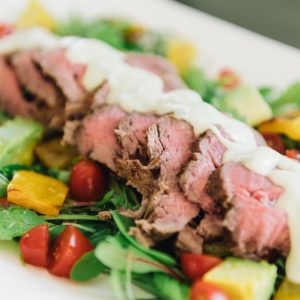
left=0, top=47, right=291, bottom=258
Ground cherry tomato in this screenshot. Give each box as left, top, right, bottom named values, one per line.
left=19, top=224, right=50, bottom=267
left=180, top=253, right=223, bottom=280
left=262, top=133, right=285, bottom=154
left=48, top=225, right=93, bottom=277
left=286, top=149, right=300, bottom=162
left=0, top=23, right=14, bottom=37
left=69, top=160, right=107, bottom=202
left=218, top=68, right=240, bottom=90
left=190, top=280, right=230, bottom=300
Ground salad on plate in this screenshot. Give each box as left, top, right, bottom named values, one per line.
left=1, top=1, right=300, bottom=299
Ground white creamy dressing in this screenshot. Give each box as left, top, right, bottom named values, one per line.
left=1, top=28, right=300, bottom=282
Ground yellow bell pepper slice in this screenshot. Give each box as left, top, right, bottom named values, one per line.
left=7, top=171, right=68, bottom=216
left=17, top=0, right=56, bottom=31
left=275, top=279, right=300, bottom=300
left=166, top=40, right=196, bottom=74
left=258, top=114, right=300, bottom=141
left=35, top=138, right=77, bottom=169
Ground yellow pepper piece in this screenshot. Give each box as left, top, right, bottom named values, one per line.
left=275, top=279, right=300, bottom=300
left=35, top=138, right=77, bottom=169
left=17, top=0, right=56, bottom=31
left=258, top=115, right=300, bottom=141
left=166, top=40, right=196, bottom=74
left=7, top=170, right=68, bottom=216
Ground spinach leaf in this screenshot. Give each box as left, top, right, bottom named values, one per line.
left=110, top=270, right=129, bottom=300
left=95, top=234, right=172, bottom=275
left=134, top=273, right=189, bottom=300
left=0, top=205, right=45, bottom=240
left=70, top=251, right=107, bottom=282
left=111, top=211, right=177, bottom=267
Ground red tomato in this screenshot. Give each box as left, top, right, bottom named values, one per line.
left=48, top=225, right=93, bottom=277
left=190, top=280, right=230, bottom=300
left=69, top=160, right=107, bottom=202
left=262, top=133, right=285, bottom=154
left=218, top=68, right=240, bottom=90
left=180, top=253, right=222, bottom=280
left=0, top=23, right=14, bottom=37
left=286, top=149, right=300, bottom=162
left=19, top=224, right=50, bottom=267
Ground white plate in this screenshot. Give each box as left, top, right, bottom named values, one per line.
left=1, top=0, right=300, bottom=299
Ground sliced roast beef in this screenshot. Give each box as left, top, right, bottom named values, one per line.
left=116, top=115, right=194, bottom=196
left=115, top=113, right=160, bottom=197
left=199, top=162, right=289, bottom=258
left=176, top=225, right=203, bottom=254
left=135, top=191, right=199, bottom=242
left=114, top=115, right=198, bottom=242
left=206, top=161, right=283, bottom=208
left=0, top=56, right=34, bottom=117
left=11, top=51, right=63, bottom=108
left=116, top=113, right=158, bottom=159
left=126, top=53, right=186, bottom=91
left=76, top=105, right=126, bottom=170
left=180, top=130, right=227, bottom=213
left=32, top=49, right=87, bottom=117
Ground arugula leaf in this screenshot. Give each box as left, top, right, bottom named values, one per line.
left=0, top=205, right=45, bottom=240
left=70, top=251, right=107, bottom=282
left=111, top=211, right=177, bottom=267
left=99, top=178, right=140, bottom=210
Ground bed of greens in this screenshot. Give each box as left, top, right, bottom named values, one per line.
left=1, top=1, right=300, bottom=300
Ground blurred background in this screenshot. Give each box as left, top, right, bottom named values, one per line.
left=176, top=0, right=300, bottom=49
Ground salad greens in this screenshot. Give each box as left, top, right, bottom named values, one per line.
left=0, top=205, right=45, bottom=240
left=1, top=8, right=300, bottom=300
left=70, top=251, right=107, bottom=282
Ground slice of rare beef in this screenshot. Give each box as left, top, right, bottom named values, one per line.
left=135, top=191, right=199, bottom=243
left=32, top=49, right=87, bottom=117
left=11, top=51, right=64, bottom=108
left=0, top=56, right=34, bottom=117
left=201, top=161, right=289, bottom=258
left=180, top=130, right=227, bottom=213
left=76, top=105, right=126, bottom=171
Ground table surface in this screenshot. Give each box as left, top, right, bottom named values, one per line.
left=177, top=0, right=300, bottom=49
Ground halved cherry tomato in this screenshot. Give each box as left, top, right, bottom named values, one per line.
left=180, top=253, right=223, bottom=281
left=69, top=160, right=107, bottom=202
left=261, top=133, right=285, bottom=154
left=286, top=149, right=300, bottom=162
left=48, top=225, right=93, bottom=277
left=0, top=23, right=14, bottom=37
left=19, top=224, right=49, bottom=267
left=218, top=68, right=240, bottom=90
left=190, top=280, right=230, bottom=300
